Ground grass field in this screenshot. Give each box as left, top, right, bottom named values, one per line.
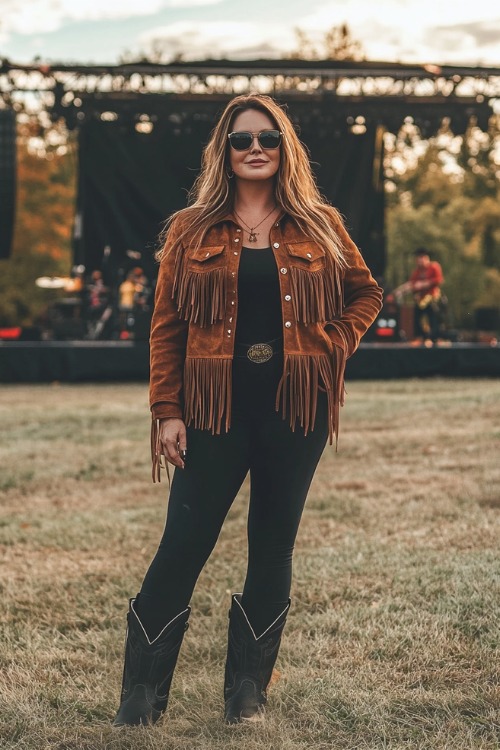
left=0, top=379, right=499, bottom=750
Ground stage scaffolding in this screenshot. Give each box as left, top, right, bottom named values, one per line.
left=1, top=58, right=498, bottom=134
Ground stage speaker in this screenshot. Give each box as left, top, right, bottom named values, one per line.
left=0, top=109, right=17, bottom=259
left=475, top=307, right=499, bottom=331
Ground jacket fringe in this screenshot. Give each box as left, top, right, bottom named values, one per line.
left=151, top=418, right=171, bottom=486
left=275, top=350, right=346, bottom=447
left=151, top=350, right=346, bottom=482
left=173, top=254, right=226, bottom=328
left=289, top=263, right=343, bottom=323
left=184, top=357, right=232, bottom=434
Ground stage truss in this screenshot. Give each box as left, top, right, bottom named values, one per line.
left=1, top=58, right=499, bottom=135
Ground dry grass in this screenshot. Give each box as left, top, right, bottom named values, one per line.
left=0, top=379, right=499, bottom=750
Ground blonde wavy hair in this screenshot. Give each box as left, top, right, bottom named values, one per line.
left=156, top=93, right=346, bottom=266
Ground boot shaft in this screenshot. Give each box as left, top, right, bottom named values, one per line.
left=121, top=598, right=190, bottom=694
left=114, top=597, right=190, bottom=726
left=224, top=593, right=290, bottom=722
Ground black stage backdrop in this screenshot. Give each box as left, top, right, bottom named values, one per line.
left=75, top=114, right=385, bottom=282
left=0, top=109, right=17, bottom=260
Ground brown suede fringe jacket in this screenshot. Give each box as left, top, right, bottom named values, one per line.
left=150, top=211, right=383, bottom=482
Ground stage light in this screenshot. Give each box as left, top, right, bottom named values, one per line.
left=135, top=121, right=153, bottom=133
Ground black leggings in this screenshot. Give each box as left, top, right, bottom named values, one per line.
left=137, top=350, right=329, bottom=639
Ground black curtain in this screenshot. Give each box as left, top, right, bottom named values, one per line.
left=0, top=109, right=17, bottom=260
left=75, top=113, right=385, bottom=280
left=304, top=123, right=386, bottom=278
left=74, top=117, right=205, bottom=280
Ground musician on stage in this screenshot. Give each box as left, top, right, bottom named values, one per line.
left=408, top=248, right=444, bottom=344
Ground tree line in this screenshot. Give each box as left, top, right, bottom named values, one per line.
left=385, top=119, right=500, bottom=330
left=0, top=120, right=76, bottom=328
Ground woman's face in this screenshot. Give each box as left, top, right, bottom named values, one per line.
left=228, top=108, right=281, bottom=183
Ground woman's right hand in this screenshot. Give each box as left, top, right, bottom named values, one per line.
left=158, top=418, right=187, bottom=469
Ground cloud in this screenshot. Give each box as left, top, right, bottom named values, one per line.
left=428, top=19, right=500, bottom=49
left=138, top=21, right=294, bottom=60
left=137, top=11, right=500, bottom=66
left=2, top=0, right=499, bottom=67
left=295, top=1, right=500, bottom=63
left=300, top=0, right=494, bottom=29
left=0, top=0, right=222, bottom=37
left=169, top=0, right=223, bottom=5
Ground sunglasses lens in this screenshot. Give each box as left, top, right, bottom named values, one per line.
left=229, top=132, right=253, bottom=150
left=229, top=130, right=281, bottom=150
left=259, top=130, right=281, bottom=149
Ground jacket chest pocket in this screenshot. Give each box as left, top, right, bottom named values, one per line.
left=286, top=241, right=326, bottom=271
left=176, top=244, right=227, bottom=327
left=285, top=241, right=340, bottom=324
left=186, top=244, right=226, bottom=271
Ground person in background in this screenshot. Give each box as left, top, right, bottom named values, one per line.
left=131, top=266, right=151, bottom=311
left=87, top=270, right=108, bottom=311
left=408, top=248, right=444, bottom=344
left=112, top=93, right=383, bottom=729
left=118, top=271, right=137, bottom=311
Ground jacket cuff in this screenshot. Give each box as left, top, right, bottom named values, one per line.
left=323, top=320, right=353, bottom=357
left=151, top=402, right=183, bottom=421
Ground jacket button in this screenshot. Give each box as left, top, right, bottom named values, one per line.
left=233, top=251, right=238, bottom=255
left=285, top=294, right=291, bottom=301
left=231, top=300, right=235, bottom=305
left=236, top=228, right=241, bottom=232
left=205, top=252, right=210, bottom=257
left=285, top=321, right=292, bottom=328
left=306, top=252, right=312, bottom=258
left=234, top=238, right=240, bottom=242
left=273, top=242, right=280, bottom=248
left=280, top=267, right=287, bottom=274
left=227, top=329, right=231, bottom=334
left=229, top=317, right=233, bottom=322
left=231, top=272, right=236, bottom=277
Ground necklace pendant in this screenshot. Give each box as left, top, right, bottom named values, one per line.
left=248, top=231, right=258, bottom=243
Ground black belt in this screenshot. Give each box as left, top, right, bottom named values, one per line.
left=233, top=336, right=283, bottom=363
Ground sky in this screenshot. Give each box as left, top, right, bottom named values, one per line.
left=1, top=0, right=499, bottom=67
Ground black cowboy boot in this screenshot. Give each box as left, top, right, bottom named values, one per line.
left=224, top=593, right=291, bottom=724
left=113, top=596, right=190, bottom=726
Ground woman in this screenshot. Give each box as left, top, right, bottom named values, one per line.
left=113, top=94, right=383, bottom=727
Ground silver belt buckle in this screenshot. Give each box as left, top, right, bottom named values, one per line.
left=247, top=342, right=273, bottom=363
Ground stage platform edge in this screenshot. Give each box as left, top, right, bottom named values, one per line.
left=1, top=341, right=500, bottom=383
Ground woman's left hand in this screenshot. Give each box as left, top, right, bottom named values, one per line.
left=159, top=417, right=187, bottom=469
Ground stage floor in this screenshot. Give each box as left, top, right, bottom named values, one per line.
left=1, top=341, right=500, bottom=382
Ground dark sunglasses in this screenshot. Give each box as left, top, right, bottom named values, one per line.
left=227, top=129, right=283, bottom=151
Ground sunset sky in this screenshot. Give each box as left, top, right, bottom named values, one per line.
left=1, top=0, right=499, bottom=67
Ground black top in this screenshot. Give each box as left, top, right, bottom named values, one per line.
left=234, top=247, right=283, bottom=344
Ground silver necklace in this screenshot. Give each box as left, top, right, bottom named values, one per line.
left=233, top=206, right=277, bottom=243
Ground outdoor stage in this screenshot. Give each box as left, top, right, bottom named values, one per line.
left=1, top=341, right=499, bottom=383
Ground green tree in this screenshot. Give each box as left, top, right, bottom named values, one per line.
left=0, top=119, right=76, bottom=327
left=290, top=23, right=364, bottom=61
left=385, top=119, right=500, bottom=330
left=458, top=119, right=499, bottom=200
